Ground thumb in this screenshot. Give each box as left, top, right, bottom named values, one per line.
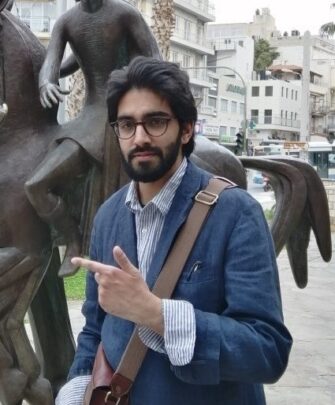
left=113, top=246, right=138, bottom=275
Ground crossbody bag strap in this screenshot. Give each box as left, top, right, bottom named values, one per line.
left=105, top=177, right=236, bottom=403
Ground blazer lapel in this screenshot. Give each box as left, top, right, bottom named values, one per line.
left=146, top=162, right=209, bottom=289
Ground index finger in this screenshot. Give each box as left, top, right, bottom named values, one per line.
left=71, top=257, right=112, bottom=275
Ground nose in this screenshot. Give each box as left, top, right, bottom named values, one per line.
left=133, top=123, right=151, bottom=145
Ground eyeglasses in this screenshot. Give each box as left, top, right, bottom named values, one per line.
left=110, top=115, right=176, bottom=139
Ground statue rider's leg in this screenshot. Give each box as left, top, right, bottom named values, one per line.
left=25, top=139, right=89, bottom=277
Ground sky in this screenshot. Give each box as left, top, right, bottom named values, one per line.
left=211, top=0, right=335, bottom=36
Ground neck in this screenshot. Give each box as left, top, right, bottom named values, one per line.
left=137, top=156, right=183, bottom=205
left=81, top=0, right=103, bottom=13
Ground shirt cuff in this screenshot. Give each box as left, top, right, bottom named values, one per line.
left=138, top=325, right=166, bottom=353
left=55, top=375, right=91, bottom=405
left=163, top=299, right=196, bottom=366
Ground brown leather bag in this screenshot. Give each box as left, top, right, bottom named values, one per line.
left=84, top=344, right=129, bottom=405
left=83, top=177, right=234, bottom=405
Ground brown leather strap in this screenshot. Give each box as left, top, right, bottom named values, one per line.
left=109, top=177, right=235, bottom=398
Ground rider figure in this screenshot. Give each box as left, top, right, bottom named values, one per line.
left=24, top=0, right=161, bottom=277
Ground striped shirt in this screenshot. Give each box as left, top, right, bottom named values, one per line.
left=125, top=158, right=196, bottom=366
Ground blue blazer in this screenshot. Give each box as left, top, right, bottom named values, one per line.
left=69, top=161, right=292, bottom=404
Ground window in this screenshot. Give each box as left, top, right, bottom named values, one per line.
left=295, top=90, right=298, bottom=100
left=208, top=96, right=217, bottom=109
left=281, top=87, right=284, bottom=97
left=264, top=109, right=272, bottom=124
left=221, top=98, right=228, bottom=112
left=251, top=109, right=259, bottom=124
left=184, top=20, right=191, bottom=41
left=219, top=126, right=227, bottom=136
left=291, top=89, right=294, bottom=99
left=265, top=86, right=273, bottom=96
left=171, top=51, right=179, bottom=63
left=240, top=103, right=245, bottom=115
left=230, top=127, right=236, bottom=137
left=252, top=86, right=260, bottom=97
left=231, top=101, right=237, bottom=113
left=286, top=88, right=288, bottom=98
left=182, top=54, right=191, bottom=68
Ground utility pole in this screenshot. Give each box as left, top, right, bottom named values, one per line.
left=300, top=31, right=311, bottom=142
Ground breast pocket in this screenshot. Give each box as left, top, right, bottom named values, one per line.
left=179, top=260, right=216, bottom=284
left=175, top=260, right=221, bottom=310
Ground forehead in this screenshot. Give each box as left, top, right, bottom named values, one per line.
left=117, top=88, right=172, bottom=118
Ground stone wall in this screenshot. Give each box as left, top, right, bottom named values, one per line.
left=323, top=180, right=335, bottom=232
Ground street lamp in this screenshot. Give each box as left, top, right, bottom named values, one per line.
left=183, top=65, right=248, bottom=154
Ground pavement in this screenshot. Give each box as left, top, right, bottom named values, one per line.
left=24, top=186, right=335, bottom=404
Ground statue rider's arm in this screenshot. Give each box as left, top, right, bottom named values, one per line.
left=39, top=17, right=70, bottom=108
left=126, top=11, right=162, bottom=60
left=60, top=53, right=80, bottom=78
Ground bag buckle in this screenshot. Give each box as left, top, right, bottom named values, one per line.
left=105, top=391, right=121, bottom=404
left=195, top=190, right=218, bottom=206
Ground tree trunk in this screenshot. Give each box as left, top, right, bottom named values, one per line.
left=151, top=0, right=175, bottom=60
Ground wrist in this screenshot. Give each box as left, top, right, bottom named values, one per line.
left=139, top=294, right=164, bottom=335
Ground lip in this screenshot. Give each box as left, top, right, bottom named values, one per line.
left=132, top=151, right=158, bottom=160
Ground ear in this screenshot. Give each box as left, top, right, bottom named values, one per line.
left=181, top=122, right=194, bottom=145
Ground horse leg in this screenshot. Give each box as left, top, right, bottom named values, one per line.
left=3, top=252, right=54, bottom=404
left=0, top=248, right=52, bottom=404
left=29, top=248, right=76, bottom=398
left=24, top=140, right=89, bottom=277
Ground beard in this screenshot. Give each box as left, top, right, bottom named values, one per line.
left=120, top=134, right=182, bottom=183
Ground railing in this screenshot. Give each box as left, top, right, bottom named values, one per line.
left=173, top=29, right=213, bottom=49
left=310, top=103, right=329, bottom=115
left=251, top=116, right=301, bottom=128
left=19, top=16, right=50, bottom=33
left=174, top=0, right=215, bottom=17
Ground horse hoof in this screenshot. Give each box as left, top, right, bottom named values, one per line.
left=0, top=368, right=28, bottom=405
left=24, top=376, right=54, bottom=405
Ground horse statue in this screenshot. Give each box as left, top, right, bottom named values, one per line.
left=0, top=1, right=332, bottom=404
left=0, top=4, right=75, bottom=404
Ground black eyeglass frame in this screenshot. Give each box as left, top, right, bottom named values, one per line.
left=110, top=115, right=176, bottom=139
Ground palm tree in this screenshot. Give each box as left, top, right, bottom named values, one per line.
left=151, top=0, right=175, bottom=60
left=320, top=3, right=335, bottom=37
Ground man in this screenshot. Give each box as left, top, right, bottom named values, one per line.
left=57, top=57, right=292, bottom=404
left=25, top=0, right=161, bottom=276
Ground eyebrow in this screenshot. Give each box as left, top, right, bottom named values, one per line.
left=117, top=111, right=172, bottom=120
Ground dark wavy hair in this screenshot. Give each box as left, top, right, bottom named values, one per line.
left=106, top=56, right=197, bottom=157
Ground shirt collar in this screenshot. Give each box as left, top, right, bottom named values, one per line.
left=125, top=158, right=188, bottom=215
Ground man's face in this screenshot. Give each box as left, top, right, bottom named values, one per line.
left=116, top=88, right=192, bottom=183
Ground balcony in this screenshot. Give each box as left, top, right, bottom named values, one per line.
left=199, top=105, right=217, bottom=117
left=171, top=30, right=214, bottom=55
left=311, top=102, right=329, bottom=116
left=185, top=68, right=213, bottom=88
left=251, top=115, right=301, bottom=130
left=19, top=16, right=51, bottom=33
left=174, top=0, right=215, bottom=22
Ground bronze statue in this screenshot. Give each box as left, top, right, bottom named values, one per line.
left=25, top=0, right=161, bottom=277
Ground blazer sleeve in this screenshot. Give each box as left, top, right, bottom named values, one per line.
left=171, top=195, right=292, bottom=385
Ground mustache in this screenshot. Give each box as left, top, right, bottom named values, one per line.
left=128, top=146, right=163, bottom=160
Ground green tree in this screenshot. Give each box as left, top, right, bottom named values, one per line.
left=254, top=39, right=279, bottom=72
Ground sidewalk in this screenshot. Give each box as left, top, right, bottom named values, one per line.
left=264, top=233, right=335, bottom=404
left=64, top=233, right=335, bottom=404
